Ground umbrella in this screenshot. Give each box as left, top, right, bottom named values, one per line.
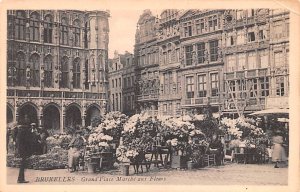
left=249, top=108, right=289, bottom=117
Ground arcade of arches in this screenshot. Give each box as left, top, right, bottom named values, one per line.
left=7, top=102, right=102, bottom=133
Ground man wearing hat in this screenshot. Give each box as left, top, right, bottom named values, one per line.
left=15, top=117, right=33, bottom=183
left=30, top=123, right=41, bottom=155
left=68, top=130, right=85, bottom=172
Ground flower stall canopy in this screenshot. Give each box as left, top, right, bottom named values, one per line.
left=249, top=108, right=289, bottom=117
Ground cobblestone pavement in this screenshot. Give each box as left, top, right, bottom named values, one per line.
left=6, top=163, right=288, bottom=185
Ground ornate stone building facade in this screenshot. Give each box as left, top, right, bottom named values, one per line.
left=7, top=10, right=110, bottom=133
left=134, top=10, right=160, bottom=116
left=108, top=51, right=124, bottom=112
left=121, top=52, right=136, bottom=116
left=134, top=9, right=289, bottom=117
left=222, top=9, right=289, bottom=116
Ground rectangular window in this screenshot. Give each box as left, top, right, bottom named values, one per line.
left=226, top=35, right=234, bottom=46
left=196, top=19, right=205, bottom=34
left=208, top=16, right=218, bottom=31
left=112, top=79, right=114, bottom=88
left=237, top=53, right=246, bottom=70
left=30, top=20, right=39, bottom=42
left=197, top=43, right=205, bottom=64
left=175, top=48, right=180, bottom=62
left=276, top=76, right=285, bottom=96
left=209, top=40, right=218, bottom=62
left=229, top=81, right=236, bottom=98
left=211, top=73, right=219, bottom=97
left=227, top=54, right=236, bottom=72
left=274, top=51, right=283, bottom=67
left=248, top=9, right=255, bottom=17
left=115, top=79, right=118, bottom=88
left=15, top=16, right=26, bottom=40
left=119, top=78, right=121, bottom=87
left=163, top=73, right=169, bottom=94
left=185, top=45, right=193, bottom=66
left=237, top=30, right=245, bottom=45
left=236, top=10, right=244, bottom=20
left=186, top=76, right=194, bottom=98
left=273, top=24, right=283, bottom=39
left=168, top=50, right=172, bottom=63
left=259, top=30, right=266, bottom=40
left=237, top=80, right=247, bottom=98
left=260, top=77, right=269, bottom=97
left=248, top=51, right=257, bottom=69
left=250, top=79, right=258, bottom=98
left=198, top=75, right=207, bottom=97
left=183, top=22, right=192, bottom=37
left=248, top=32, right=255, bottom=42
left=259, top=49, right=269, bottom=68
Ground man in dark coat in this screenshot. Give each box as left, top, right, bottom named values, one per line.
left=15, top=119, right=33, bottom=183
left=209, top=134, right=223, bottom=166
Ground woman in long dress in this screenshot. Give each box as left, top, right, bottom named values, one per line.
left=272, top=131, right=287, bottom=168
left=68, top=130, right=85, bottom=172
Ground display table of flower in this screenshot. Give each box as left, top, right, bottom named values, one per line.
left=220, top=117, right=268, bottom=164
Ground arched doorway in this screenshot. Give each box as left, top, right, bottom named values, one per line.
left=65, top=105, right=82, bottom=129
left=18, top=103, right=38, bottom=125
left=43, top=105, right=60, bottom=134
left=7, top=105, right=14, bottom=124
left=85, top=105, right=101, bottom=126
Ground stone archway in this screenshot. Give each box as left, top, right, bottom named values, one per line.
left=65, top=105, right=82, bottom=129
left=85, top=105, right=101, bottom=127
left=18, top=103, right=38, bottom=125
left=43, top=104, right=60, bottom=133
left=7, top=105, right=14, bottom=124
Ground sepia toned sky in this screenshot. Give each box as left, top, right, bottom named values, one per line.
left=108, top=9, right=161, bottom=58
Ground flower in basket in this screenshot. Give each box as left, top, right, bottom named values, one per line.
left=98, top=142, right=109, bottom=147
left=170, top=138, right=178, bottom=146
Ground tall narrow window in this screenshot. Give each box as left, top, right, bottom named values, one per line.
left=198, top=75, right=207, bottom=97
left=247, top=51, right=257, bottom=69
left=60, top=56, right=69, bottom=88
left=276, top=76, right=285, bottom=96
left=186, top=76, right=194, bottom=98
left=44, top=55, right=53, bottom=87
left=237, top=53, right=246, bottom=70
left=209, top=40, right=218, bottom=62
left=85, top=60, right=89, bottom=89
left=185, top=45, right=193, bottom=66
left=259, top=49, right=269, bottom=68
left=260, top=77, right=269, bottom=97
left=183, top=22, right=192, bottom=37
left=211, top=73, right=219, bottom=97
left=197, top=43, right=205, bottom=64
left=29, top=54, right=40, bottom=87
left=250, top=79, right=258, bottom=98
left=229, top=81, right=236, bottom=98
left=227, top=54, right=236, bottom=72
left=16, top=52, right=26, bottom=86
left=274, top=51, right=283, bottom=67
left=44, top=15, right=53, bottom=43
left=15, top=11, right=26, bottom=40
left=248, top=32, right=255, bottom=42
left=208, top=16, right=218, bottom=31
left=73, top=58, right=81, bottom=89
left=30, top=12, right=40, bottom=42
left=84, top=22, right=88, bottom=48
left=73, top=20, right=81, bottom=47
left=60, top=18, right=68, bottom=45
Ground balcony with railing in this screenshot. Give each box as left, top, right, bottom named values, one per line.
left=183, top=96, right=221, bottom=107
left=225, top=68, right=269, bottom=80
left=7, top=89, right=105, bottom=100
left=137, top=93, right=159, bottom=101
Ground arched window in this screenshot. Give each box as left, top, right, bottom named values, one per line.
left=73, top=20, right=81, bottom=47
left=60, top=18, right=68, bottom=45
left=44, top=55, right=53, bottom=87
left=16, top=52, right=26, bottom=86
left=84, top=22, right=88, bottom=48
left=44, top=15, right=53, bottom=43
left=29, top=54, right=40, bottom=87
left=30, top=12, right=40, bottom=42
left=15, top=11, right=26, bottom=40
left=73, top=58, right=81, bottom=89
left=60, top=56, right=69, bottom=88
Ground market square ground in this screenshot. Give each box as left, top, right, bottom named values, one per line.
left=7, top=163, right=287, bottom=185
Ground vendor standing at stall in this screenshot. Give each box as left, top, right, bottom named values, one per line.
left=209, top=133, right=223, bottom=166
left=68, top=130, right=85, bottom=172
left=30, top=123, right=41, bottom=155
left=39, top=126, right=49, bottom=154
